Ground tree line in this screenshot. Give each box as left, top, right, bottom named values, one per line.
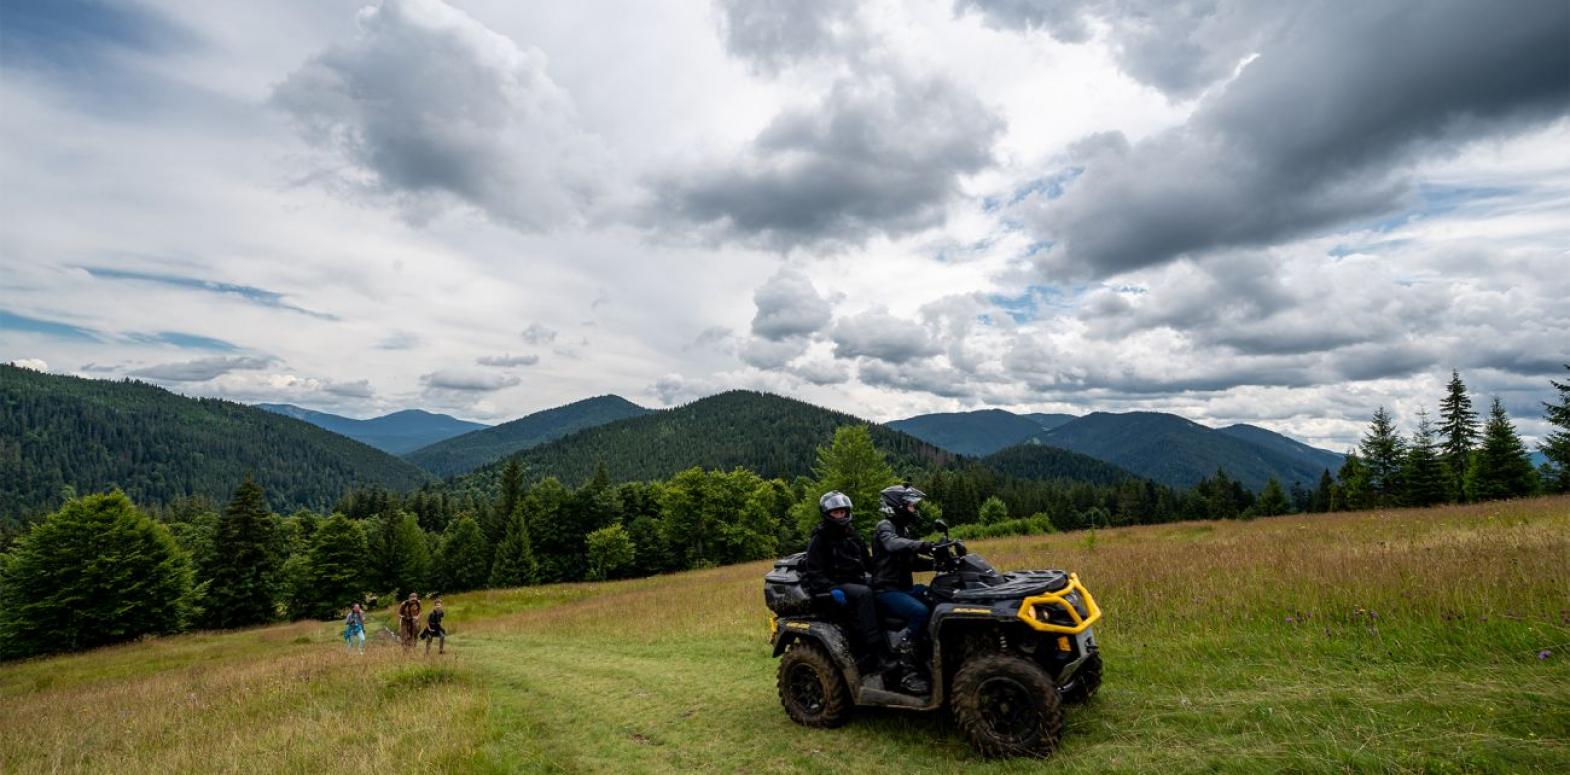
left=4, top=366, right=1566, bottom=660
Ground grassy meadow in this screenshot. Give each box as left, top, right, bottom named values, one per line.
left=3, top=496, right=1568, bottom=774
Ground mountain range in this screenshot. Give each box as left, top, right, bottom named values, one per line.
left=892, top=408, right=1343, bottom=490
left=404, top=395, right=653, bottom=477
left=256, top=404, right=487, bottom=455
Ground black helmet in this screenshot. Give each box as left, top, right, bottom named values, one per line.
left=880, top=484, right=925, bottom=518
left=819, top=491, right=853, bottom=526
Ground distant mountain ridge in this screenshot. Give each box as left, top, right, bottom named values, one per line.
left=1, top=365, right=431, bottom=522
left=889, top=409, right=1078, bottom=457
left=454, top=390, right=960, bottom=492
left=1028, top=412, right=1342, bottom=490
left=406, top=395, right=652, bottom=477
left=256, top=404, right=487, bottom=455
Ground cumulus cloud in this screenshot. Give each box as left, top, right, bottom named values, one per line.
left=419, top=368, right=521, bottom=391
left=273, top=0, right=607, bottom=229
left=130, top=355, right=273, bottom=382
left=520, top=323, right=558, bottom=345
left=661, top=68, right=1003, bottom=249
left=789, top=358, right=850, bottom=385
left=831, top=309, right=941, bottom=363
left=11, top=358, right=49, bottom=371
left=1011, top=0, right=1570, bottom=278
left=739, top=336, right=808, bottom=369
left=717, top=0, right=861, bottom=74
left=476, top=353, right=540, bottom=367
left=751, top=267, right=831, bottom=340
left=322, top=378, right=376, bottom=398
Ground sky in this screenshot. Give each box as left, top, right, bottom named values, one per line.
left=2, top=0, right=1567, bottom=452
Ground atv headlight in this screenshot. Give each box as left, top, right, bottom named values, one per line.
left=1034, top=603, right=1076, bottom=626
left=1064, top=591, right=1088, bottom=619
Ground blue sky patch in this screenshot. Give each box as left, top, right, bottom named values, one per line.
left=124, top=331, right=240, bottom=351
left=84, top=266, right=339, bottom=320
left=0, top=309, right=101, bottom=341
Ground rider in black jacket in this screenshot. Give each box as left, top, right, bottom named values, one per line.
left=871, top=484, right=935, bottom=694
left=802, top=491, right=893, bottom=677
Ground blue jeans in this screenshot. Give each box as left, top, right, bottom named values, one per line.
left=875, top=585, right=929, bottom=642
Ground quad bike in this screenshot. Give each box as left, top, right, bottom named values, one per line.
left=763, top=521, right=1102, bottom=758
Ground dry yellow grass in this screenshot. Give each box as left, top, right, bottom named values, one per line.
left=3, top=496, right=1568, bottom=774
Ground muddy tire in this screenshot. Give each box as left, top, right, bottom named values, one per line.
left=1061, top=653, right=1102, bottom=704
left=951, top=653, right=1063, bottom=758
left=778, top=641, right=852, bottom=728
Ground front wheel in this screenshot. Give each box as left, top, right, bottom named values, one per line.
left=778, top=641, right=851, bottom=728
left=951, top=653, right=1063, bottom=758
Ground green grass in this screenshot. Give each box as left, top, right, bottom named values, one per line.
left=4, top=497, right=1569, bottom=773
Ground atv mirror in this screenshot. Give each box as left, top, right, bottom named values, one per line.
left=934, top=519, right=949, bottom=536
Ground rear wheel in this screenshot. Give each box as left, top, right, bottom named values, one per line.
left=1061, top=653, right=1102, bottom=704
left=951, top=653, right=1063, bottom=758
left=778, top=641, right=851, bottom=728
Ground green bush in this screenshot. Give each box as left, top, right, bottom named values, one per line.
left=949, top=513, right=1059, bottom=540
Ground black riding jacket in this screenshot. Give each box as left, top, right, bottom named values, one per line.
left=870, top=516, right=933, bottom=591
left=801, top=520, right=871, bottom=595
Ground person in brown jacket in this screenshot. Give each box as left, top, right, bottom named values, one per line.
left=397, top=592, right=421, bottom=650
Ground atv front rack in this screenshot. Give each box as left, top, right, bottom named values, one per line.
left=1014, top=572, right=1102, bottom=634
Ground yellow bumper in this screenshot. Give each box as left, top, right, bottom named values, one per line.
left=1015, top=573, right=1102, bottom=634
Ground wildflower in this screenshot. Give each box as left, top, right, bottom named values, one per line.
left=1540, top=649, right=1553, bottom=660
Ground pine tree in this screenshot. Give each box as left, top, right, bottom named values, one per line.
left=284, top=513, right=367, bottom=620
left=200, top=476, right=284, bottom=629
left=1337, top=452, right=1369, bottom=511
left=978, top=496, right=1009, bottom=525
left=1402, top=410, right=1447, bottom=507
left=486, top=458, right=525, bottom=551
left=1313, top=469, right=1334, bottom=512
left=436, top=515, right=490, bottom=593
left=489, top=505, right=538, bottom=588
left=1358, top=407, right=1406, bottom=506
left=1438, top=371, right=1479, bottom=501
left=1540, top=364, right=1570, bottom=493
left=1465, top=398, right=1537, bottom=501
left=0, top=492, right=195, bottom=659
left=1253, top=477, right=1289, bottom=517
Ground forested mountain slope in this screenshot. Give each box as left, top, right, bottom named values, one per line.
left=256, top=404, right=487, bottom=455
left=406, top=395, right=651, bottom=477
left=0, top=365, right=431, bottom=524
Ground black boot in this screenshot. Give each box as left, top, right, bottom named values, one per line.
left=893, top=637, right=930, bottom=695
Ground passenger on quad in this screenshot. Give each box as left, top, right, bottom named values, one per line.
left=802, top=491, right=894, bottom=678
left=871, top=484, right=936, bottom=695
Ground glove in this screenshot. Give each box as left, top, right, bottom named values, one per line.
left=917, top=541, right=935, bottom=553
left=830, top=588, right=847, bottom=606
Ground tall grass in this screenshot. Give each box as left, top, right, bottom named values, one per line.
left=4, top=496, right=1568, bottom=773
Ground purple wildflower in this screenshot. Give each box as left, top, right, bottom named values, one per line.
left=1540, top=650, right=1553, bottom=660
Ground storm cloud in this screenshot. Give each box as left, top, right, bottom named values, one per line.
left=1011, top=0, right=1570, bottom=277
left=273, top=0, right=607, bottom=230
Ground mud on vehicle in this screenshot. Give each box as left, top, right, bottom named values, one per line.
left=763, top=521, right=1103, bottom=758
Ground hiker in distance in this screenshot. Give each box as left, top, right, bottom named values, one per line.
left=343, top=602, right=366, bottom=654
left=422, top=598, right=448, bottom=655
left=398, top=593, right=422, bottom=650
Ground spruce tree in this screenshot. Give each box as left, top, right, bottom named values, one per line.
left=1254, top=477, right=1289, bottom=517
left=1402, top=409, right=1447, bottom=507
left=200, top=476, right=284, bottom=629
left=0, top=492, right=194, bottom=659
left=1540, top=364, right=1570, bottom=493
left=1337, top=452, right=1369, bottom=511
left=436, top=515, right=490, bottom=593
left=1438, top=370, right=1479, bottom=500
left=489, top=505, right=538, bottom=588
left=1466, top=398, right=1537, bottom=501
left=1358, top=407, right=1406, bottom=506
left=1313, top=469, right=1334, bottom=513
left=486, top=458, right=525, bottom=552
left=284, top=513, right=367, bottom=620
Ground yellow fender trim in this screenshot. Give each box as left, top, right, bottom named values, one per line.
left=1015, top=573, right=1102, bottom=634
